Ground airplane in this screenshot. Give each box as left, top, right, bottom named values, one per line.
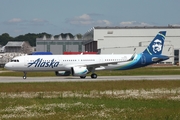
left=4, top=31, right=169, bottom=79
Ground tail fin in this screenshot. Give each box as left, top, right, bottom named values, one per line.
left=143, top=31, right=166, bottom=55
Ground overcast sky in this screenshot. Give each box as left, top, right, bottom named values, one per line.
left=0, top=0, right=180, bottom=37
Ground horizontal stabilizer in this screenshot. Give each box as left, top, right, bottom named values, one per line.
left=152, top=56, right=169, bottom=62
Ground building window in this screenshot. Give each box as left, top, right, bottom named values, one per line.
left=174, top=49, right=179, bottom=65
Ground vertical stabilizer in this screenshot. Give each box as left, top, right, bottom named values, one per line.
left=143, top=31, right=166, bottom=55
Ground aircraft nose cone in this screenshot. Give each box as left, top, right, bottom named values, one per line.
left=4, top=63, right=11, bottom=70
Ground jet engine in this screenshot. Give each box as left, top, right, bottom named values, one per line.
left=55, top=71, right=71, bottom=76
left=71, top=66, right=88, bottom=76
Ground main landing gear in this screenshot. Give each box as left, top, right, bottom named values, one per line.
left=80, top=76, right=86, bottom=79
left=23, top=72, right=27, bottom=79
left=80, top=73, right=97, bottom=79
left=91, top=73, right=97, bottom=79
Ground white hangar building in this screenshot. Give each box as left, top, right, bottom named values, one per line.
left=83, top=26, right=180, bottom=65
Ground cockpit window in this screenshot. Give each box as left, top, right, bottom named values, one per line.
left=11, top=59, right=19, bottom=62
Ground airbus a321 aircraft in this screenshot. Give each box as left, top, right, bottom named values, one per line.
left=5, top=31, right=169, bottom=79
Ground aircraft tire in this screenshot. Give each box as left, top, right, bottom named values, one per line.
left=91, top=73, right=97, bottom=79
left=80, top=76, right=86, bottom=79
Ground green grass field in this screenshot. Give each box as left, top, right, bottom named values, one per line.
left=0, top=67, right=180, bottom=120
left=1, top=81, right=180, bottom=120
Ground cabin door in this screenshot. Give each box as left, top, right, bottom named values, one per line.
left=24, top=56, right=28, bottom=66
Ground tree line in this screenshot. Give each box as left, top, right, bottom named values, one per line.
left=0, top=33, right=82, bottom=47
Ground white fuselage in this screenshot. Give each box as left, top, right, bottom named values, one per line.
left=5, top=54, right=135, bottom=72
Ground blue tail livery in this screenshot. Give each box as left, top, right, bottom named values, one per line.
left=112, top=31, right=169, bottom=70
left=143, top=31, right=166, bottom=55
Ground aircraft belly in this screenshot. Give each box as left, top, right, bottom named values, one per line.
left=104, top=65, right=120, bottom=70
left=94, top=63, right=123, bottom=71
left=102, top=61, right=134, bottom=70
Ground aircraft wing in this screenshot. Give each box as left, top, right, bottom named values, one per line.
left=87, top=53, right=135, bottom=67
left=65, top=53, right=135, bottom=69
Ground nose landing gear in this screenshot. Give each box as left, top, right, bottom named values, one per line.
left=23, top=72, right=27, bottom=79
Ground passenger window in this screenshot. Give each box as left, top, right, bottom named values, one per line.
left=10, top=59, right=19, bottom=62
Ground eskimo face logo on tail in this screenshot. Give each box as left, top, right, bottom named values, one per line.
left=28, top=58, right=59, bottom=68
left=152, top=39, right=162, bottom=53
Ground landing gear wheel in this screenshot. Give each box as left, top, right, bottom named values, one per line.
left=23, top=72, right=27, bottom=79
left=91, top=73, right=97, bottom=79
left=80, top=76, right=86, bottom=79
left=23, top=76, right=26, bottom=79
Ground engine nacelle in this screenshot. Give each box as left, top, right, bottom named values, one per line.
left=55, top=71, right=71, bottom=76
left=71, top=66, right=88, bottom=76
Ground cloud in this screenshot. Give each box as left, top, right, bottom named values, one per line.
left=68, top=14, right=112, bottom=26
left=96, top=20, right=111, bottom=26
left=120, top=21, right=151, bottom=26
left=30, top=18, right=49, bottom=26
left=4, top=18, right=24, bottom=25
left=78, top=14, right=91, bottom=21
left=32, top=18, right=47, bottom=23
left=8, top=18, right=23, bottom=23
left=2, top=18, right=53, bottom=36
left=68, top=14, right=92, bottom=25
left=4, top=18, right=49, bottom=26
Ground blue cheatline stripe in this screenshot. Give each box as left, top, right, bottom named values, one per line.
left=158, top=33, right=165, bottom=39
left=115, top=54, right=142, bottom=70
left=146, top=48, right=152, bottom=55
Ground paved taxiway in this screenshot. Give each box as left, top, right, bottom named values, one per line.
left=0, top=75, right=180, bottom=83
